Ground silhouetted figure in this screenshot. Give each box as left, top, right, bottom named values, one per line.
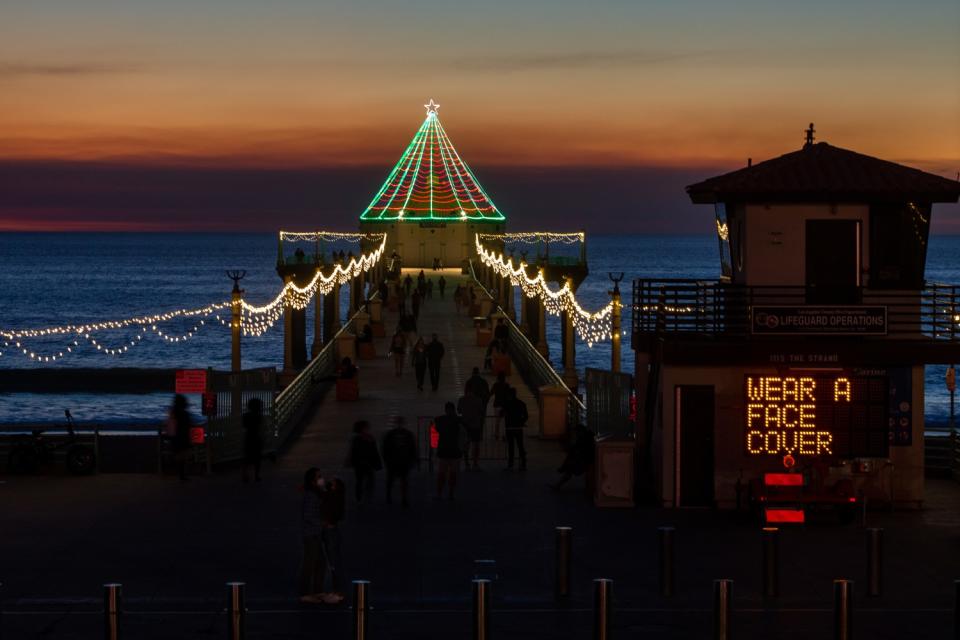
left=348, top=421, right=382, bottom=503
left=168, top=394, right=192, bottom=482
left=382, top=416, right=417, bottom=507
left=411, top=289, right=422, bottom=321
left=294, top=247, right=306, bottom=263
left=390, top=329, right=407, bottom=377
left=378, top=280, right=389, bottom=303
left=299, top=467, right=325, bottom=603
left=494, top=317, right=508, bottom=343
left=434, top=402, right=464, bottom=500
left=490, top=372, right=510, bottom=440
left=319, top=476, right=346, bottom=604
left=503, top=388, right=528, bottom=471
left=411, top=337, right=427, bottom=390
left=426, top=278, right=433, bottom=299
left=426, top=333, right=445, bottom=391
left=403, top=273, right=413, bottom=296
left=242, top=397, right=264, bottom=483
left=453, top=284, right=463, bottom=312
left=438, top=276, right=446, bottom=299
left=357, top=324, right=373, bottom=344
left=339, top=357, right=357, bottom=379
left=458, top=389, right=485, bottom=470
left=551, top=424, right=596, bottom=491
left=464, top=366, right=490, bottom=406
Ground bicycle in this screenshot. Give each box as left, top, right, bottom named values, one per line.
left=7, top=410, right=97, bottom=475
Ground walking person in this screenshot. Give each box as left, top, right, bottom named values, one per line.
left=382, top=416, right=417, bottom=507
left=457, top=388, right=485, bottom=470
left=411, top=288, right=422, bottom=321
left=390, top=329, right=407, bottom=377
left=464, top=366, right=490, bottom=407
left=438, top=275, right=446, bottom=299
left=347, top=421, right=382, bottom=503
left=490, top=372, right=510, bottom=440
left=411, top=337, right=428, bottom=391
left=298, top=467, right=326, bottom=604
left=434, top=402, right=464, bottom=500
left=319, top=477, right=346, bottom=604
left=503, top=388, right=528, bottom=471
left=403, top=273, right=413, bottom=296
left=453, top=284, right=462, bottom=312
left=550, top=424, right=596, bottom=491
left=242, top=397, right=264, bottom=483
left=168, top=394, right=193, bottom=482
left=426, top=333, right=445, bottom=391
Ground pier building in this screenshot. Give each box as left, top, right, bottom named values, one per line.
left=633, top=126, right=960, bottom=513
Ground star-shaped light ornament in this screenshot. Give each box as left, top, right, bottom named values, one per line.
left=424, top=98, right=440, bottom=116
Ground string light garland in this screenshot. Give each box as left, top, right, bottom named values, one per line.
left=1, top=234, right=387, bottom=362
left=279, top=231, right=385, bottom=243
left=359, top=104, right=506, bottom=222
left=479, top=232, right=585, bottom=244
left=475, top=234, right=613, bottom=346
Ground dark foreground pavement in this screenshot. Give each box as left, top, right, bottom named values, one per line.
left=4, top=280, right=960, bottom=638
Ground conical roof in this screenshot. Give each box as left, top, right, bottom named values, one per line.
left=360, top=100, right=505, bottom=222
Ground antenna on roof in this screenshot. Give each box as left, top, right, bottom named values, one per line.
left=804, top=123, right=816, bottom=148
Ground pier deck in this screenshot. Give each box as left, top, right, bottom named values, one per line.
left=2, top=271, right=960, bottom=638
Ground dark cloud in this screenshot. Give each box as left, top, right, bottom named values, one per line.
left=0, top=62, right=140, bottom=78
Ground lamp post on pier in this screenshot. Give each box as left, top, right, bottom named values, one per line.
left=227, top=271, right=245, bottom=373
left=609, top=273, right=624, bottom=374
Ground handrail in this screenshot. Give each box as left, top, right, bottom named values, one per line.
left=468, top=260, right=584, bottom=429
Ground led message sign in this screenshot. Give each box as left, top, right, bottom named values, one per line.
left=745, top=373, right=888, bottom=458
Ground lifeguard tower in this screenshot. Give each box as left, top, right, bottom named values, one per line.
left=358, top=99, right=506, bottom=268
left=632, top=125, right=960, bottom=516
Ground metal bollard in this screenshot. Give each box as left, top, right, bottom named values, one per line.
left=472, top=579, right=491, bottom=640
left=226, top=582, right=246, bottom=640
left=353, top=580, right=371, bottom=640
left=103, top=583, right=122, bottom=640
left=713, top=579, right=733, bottom=640
left=833, top=579, right=854, bottom=640
left=762, top=527, right=779, bottom=598
left=593, top=579, right=613, bottom=640
left=555, top=526, right=572, bottom=600
left=865, top=529, right=882, bottom=597
left=658, top=527, right=675, bottom=597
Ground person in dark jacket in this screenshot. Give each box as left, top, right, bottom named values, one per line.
left=382, top=416, right=417, bottom=507
left=299, top=467, right=326, bottom=603
left=434, top=402, right=463, bottom=500
left=411, top=337, right=428, bottom=391
left=438, top=276, right=446, bottom=299
left=493, top=317, right=509, bottom=343
left=242, top=397, right=264, bottom=483
left=457, top=388, right=485, bottom=471
left=464, top=367, right=490, bottom=407
left=490, top=372, right=510, bottom=440
left=348, top=421, right=382, bottom=503
left=403, top=273, right=413, bottom=296
left=503, top=388, right=528, bottom=471
left=169, top=394, right=192, bottom=482
left=426, top=333, right=445, bottom=391
left=411, top=289, right=422, bottom=321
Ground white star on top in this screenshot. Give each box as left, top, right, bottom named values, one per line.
left=424, top=98, right=440, bottom=116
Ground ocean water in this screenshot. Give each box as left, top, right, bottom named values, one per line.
left=0, top=233, right=957, bottom=428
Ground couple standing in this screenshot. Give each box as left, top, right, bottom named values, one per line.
left=299, top=468, right=346, bottom=605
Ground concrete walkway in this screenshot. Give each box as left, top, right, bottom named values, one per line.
left=2, top=269, right=960, bottom=638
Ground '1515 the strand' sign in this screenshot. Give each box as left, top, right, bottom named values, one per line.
left=744, top=373, right=888, bottom=459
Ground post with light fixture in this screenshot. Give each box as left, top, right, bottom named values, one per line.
left=227, top=270, right=245, bottom=421
left=536, top=270, right=549, bottom=357
left=331, top=279, right=342, bottom=334
left=282, top=274, right=295, bottom=372
left=311, top=265, right=323, bottom=358
left=562, top=276, right=578, bottom=390
left=609, top=273, right=624, bottom=373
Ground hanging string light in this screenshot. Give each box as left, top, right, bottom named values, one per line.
left=478, top=231, right=584, bottom=244
left=475, top=234, right=613, bottom=347
left=279, top=231, right=385, bottom=243
left=1, top=233, right=388, bottom=362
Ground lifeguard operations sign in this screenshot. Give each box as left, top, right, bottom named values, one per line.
left=744, top=373, right=888, bottom=459
left=751, top=306, right=887, bottom=335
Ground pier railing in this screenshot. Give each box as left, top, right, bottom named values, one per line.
left=468, top=260, right=585, bottom=431
left=632, top=280, right=960, bottom=340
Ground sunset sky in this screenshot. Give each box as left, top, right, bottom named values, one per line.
left=1, top=0, right=958, bottom=232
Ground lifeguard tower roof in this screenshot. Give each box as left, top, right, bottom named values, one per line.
left=687, top=140, right=960, bottom=205
left=359, top=99, right=505, bottom=222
